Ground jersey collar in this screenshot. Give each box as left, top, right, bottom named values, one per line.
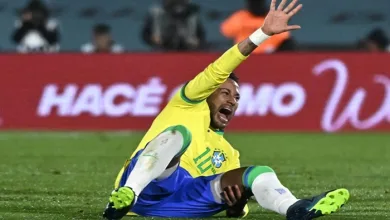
left=209, top=128, right=224, bottom=136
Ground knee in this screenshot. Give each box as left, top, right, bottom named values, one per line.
left=242, top=166, right=275, bottom=188
left=163, top=125, right=192, bottom=157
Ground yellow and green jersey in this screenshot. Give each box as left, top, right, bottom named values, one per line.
left=130, top=44, right=247, bottom=177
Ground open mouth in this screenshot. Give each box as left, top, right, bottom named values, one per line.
left=218, top=106, right=233, bottom=123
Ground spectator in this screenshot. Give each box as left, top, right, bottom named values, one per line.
left=357, top=28, right=390, bottom=52
left=11, top=0, right=60, bottom=53
left=81, top=24, right=124, bottom=53
left=221, top=0, right=295, bottom=54
left=142, top=0, right=206, bottom=51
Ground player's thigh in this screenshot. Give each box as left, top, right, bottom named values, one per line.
left=220, top=167, right=248, bottom=194
left=177, top=174, right=225, bottom=207
left=220, top=166, right=275, bottom=193
left=132, top=174, right=226, bottom=218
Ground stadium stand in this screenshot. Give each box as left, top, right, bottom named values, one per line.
left=0, top=0, right=389, bottom=51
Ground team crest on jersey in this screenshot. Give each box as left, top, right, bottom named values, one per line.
left=212, top=150, right=226, bottom=168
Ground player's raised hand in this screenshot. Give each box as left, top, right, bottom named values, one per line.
left=261, top=0, right=302, bottom=36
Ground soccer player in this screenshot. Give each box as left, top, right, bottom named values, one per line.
left=103, top=0, right=350, bottom=219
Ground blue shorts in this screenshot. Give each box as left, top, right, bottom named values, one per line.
left=118, top=150, right=225, bottom=218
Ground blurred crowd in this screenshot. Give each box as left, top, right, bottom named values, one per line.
left=12, top=0, right=123, bottom=53
left=11, top=0, right=390, bottom=53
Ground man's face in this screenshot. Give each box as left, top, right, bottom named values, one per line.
left=94, top=33, right=111, bottom=52
left=207, top=79, right=240, bottom=130
left=364, top=40, right=381, bottom=52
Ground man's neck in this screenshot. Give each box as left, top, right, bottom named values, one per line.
left=209, top=127, right=224, bottom=135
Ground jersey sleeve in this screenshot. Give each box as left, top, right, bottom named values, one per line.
left=171, top=44, right=247, bottom=106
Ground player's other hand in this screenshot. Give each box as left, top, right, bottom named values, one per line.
left=222, top=185, right=249, bottom=217
left=262, top=0, right=302, bottom=36
left=222, top=185, right=244, bottom=207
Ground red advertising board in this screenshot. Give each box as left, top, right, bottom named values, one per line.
left=0, top=53, right=389, bottom=132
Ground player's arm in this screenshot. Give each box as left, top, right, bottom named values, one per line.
left=180, top=0, right=302, bottom=104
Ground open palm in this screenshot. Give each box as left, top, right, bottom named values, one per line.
left=262, top=0, right=303, bottom=36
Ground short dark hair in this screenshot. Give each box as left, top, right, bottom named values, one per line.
left=228, top=72, right=239, bottom=84
left=367, top=28, right=389, bottom=50
left=93, top=24, right=111, bottom=35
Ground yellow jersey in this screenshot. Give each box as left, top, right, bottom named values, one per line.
left=130, top=44, right=247, bottom=177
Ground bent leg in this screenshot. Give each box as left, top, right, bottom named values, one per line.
left=220, top=166, right=298, bottom=215
left=220, top=166, right=349, bottom=219
left=124, top=125, right=192, bottom=195
left=104, top=125, right=192, bottom=220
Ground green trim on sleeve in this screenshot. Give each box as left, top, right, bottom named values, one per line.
left=180, top=82, right=204, bottom=104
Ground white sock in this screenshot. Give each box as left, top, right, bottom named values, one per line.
left=251, top=172, right=299, bottom=215
left=125, top=130, right=184, bottom=196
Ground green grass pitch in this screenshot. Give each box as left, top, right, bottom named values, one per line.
left=0, top=132, right=389, bottom=220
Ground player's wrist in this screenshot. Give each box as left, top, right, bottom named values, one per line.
left=248, top=28, right=271, bottom=46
